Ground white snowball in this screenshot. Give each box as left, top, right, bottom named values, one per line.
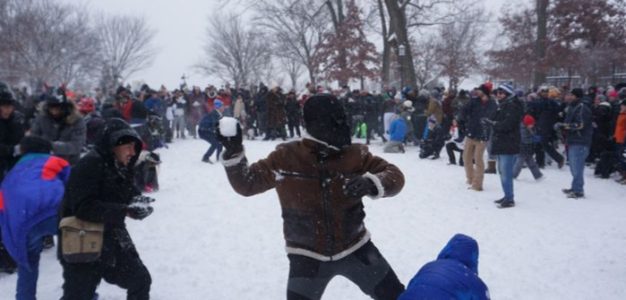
left=219, top=117, right=239, bottom=137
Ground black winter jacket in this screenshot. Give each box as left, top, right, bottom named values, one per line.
left=59, top=119, right=143, bottom=264
left=490, top=96, right=524, bottom=155
left=0, top=111, right=26, bottom=181
left=564, top=100, right=593, bottom=146
left=459, top=97, right=497, bottom=141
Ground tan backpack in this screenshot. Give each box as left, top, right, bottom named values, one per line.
left=59, top=216, right=104, bottom=263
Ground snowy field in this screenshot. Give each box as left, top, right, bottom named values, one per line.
left=1, top=137, right=626, bottom=299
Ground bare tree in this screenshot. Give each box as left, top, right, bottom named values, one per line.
left=96, top=14, right=156, bottom=93
left=435, top=8, right=485, bottom=91
left=280, top=56, right=304, bottom=90
left=253, top=0, right=329, bottom=86
left=412, top=36, right=442, bottom=89
left=197, top=13, right=271, bottom=88
left=0, top=0, right=100, bottom=89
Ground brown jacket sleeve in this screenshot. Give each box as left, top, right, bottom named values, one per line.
left=222, top=148, right=279, bottom=197
left=360, top=147, right=405, bottom=199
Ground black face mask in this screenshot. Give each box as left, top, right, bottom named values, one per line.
left=307, top=109, right=352, bottom=149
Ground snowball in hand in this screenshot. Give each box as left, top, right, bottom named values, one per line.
left=219, top=117, right=239, bottom=137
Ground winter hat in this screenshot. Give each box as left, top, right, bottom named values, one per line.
left=303, top=94, right=351, bottom=149
left=402, top=100, right=413, bottom=108
left=214, top=99, right=223, bottom=109
left=522, top=114, right=535, bottom=126
left=607, top=89, right=618, bottom=99
left=477, top=84, right=491, bottom=96
left=0, top=81, right=16, bottom=106
left=496, top=83, right=514, bottom=96
left=19, top=136, right=52, bottom=154
left=569, top=88, right=584, bottom=99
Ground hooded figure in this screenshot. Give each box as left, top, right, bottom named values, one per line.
left=0, top=136, right=69, bottom=299
left=59, top=118, right=153, bottom=300
left=30, top=88, right=86, bottom=165
left=218, top=94, right=406, bottom=299
left=399, top=234, right=490, bottom=300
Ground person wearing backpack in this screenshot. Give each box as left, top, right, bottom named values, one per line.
left=0, top=136, right=69, bottom=300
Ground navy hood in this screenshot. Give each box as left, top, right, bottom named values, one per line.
left=437, top=233, right=480, bottom=274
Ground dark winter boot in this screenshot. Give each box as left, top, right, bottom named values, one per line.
left=485, top=160, right=497, bottom=174
left=493, top=197, right=506, bottom=204
left=566, top=191, right=585, bottom=199
left=497, top=199, right=515, bottom=208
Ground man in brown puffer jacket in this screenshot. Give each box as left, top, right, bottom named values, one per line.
left=218, top=94, right=405, bottom=300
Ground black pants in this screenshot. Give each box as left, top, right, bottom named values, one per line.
left=538, top=138, right=564, bottom=167
left=446, top=142, right=464, bottom=165
left=61, top=232, right=151, bottom=300
left=288, top=119, right=301, bottom=138
left=286, top=241, right=404, bottom=300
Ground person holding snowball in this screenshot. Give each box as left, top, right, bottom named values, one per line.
left=217, top=94, right=406, bottom=300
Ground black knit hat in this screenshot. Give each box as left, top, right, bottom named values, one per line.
left=303, top=94, right=351, bottom=149
left=0, top=81, right=15, bottom=106
left=570, top=88, right=584, bottom=99
left=20, top=136, right=52, bottom=154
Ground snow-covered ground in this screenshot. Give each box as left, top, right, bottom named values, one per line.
left=2, top=137, right=625, bottom=299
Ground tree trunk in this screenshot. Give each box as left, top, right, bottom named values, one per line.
left=378, top=0, right=390, bottom=87
left=533, top=0, right=549, bottom=88
left=384, top=0, right=417, bottom=89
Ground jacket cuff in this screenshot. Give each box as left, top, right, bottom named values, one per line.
left=363, top=172, right=384, bottom=200
left=221, top=150, right=245, bottom=167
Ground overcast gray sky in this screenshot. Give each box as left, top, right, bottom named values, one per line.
left=77, top=0, right=513, bottom=90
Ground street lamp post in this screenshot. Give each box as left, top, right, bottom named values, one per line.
left=398, top=44, right=406, bottom=89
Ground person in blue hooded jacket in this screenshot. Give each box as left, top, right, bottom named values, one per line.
left=0, top=136, right=70, bottom=300
left=399, top=234, right=490, bottom=300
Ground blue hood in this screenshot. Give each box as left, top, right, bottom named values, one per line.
left=437, top=234, right=479, bottom=274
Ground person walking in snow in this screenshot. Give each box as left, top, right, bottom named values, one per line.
left=0, top=136, right=69, bottom=300
left=482, top=83, right=524, bottom=208
left=59, top=118, right=154, bottom=300
left=218, top=94, right=405, bottom=300
left=513, top=115, right=544, bottom=180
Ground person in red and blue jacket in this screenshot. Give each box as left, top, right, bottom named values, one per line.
left=399, top=234, right=490, bottom=300
left=0, top=136, right=70, bottom=300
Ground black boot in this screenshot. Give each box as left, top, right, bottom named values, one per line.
left=497, top=199, right=515, bottom=208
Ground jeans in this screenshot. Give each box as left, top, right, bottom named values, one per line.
left=513, top=150, right=543, bottom=179
left=202, top=136, right=223, bottom=160
left=568, top=145, right=590, bottom=193
left=16, top=216, right=57, bottom=300
left=497, top=155, right=518, bottom=200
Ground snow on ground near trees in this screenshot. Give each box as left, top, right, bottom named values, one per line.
left=1, top=138, right=626, bottom=299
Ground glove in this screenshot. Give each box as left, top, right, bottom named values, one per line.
left=217, top=123, right=243, bottom=159
left=553, top=122, right=564, bottom=131
left=344, top=176, right=377, bottom=198
left=131, top=195, right=156, bottom=205
left=127, top=204, right=154, bottom=220
left=480, top=118, right=495, bottom=127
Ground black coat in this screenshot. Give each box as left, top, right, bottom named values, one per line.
left=532, top=97, right=562, bottom=140
left=59, top=119, right=143, bottom=264
left=490, top=96, right=524, bottom=155
left=0, top=111, right=26, bottom=181
left=459, top=97, right=497, bottom=141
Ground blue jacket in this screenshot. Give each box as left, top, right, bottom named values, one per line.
left=0, top=154, right=70, bottom=270
left=198, top=110, right=222, bottom=140
left=389, top=117, right=407, bottom=142
left=399, top=234, right=490, bottom=300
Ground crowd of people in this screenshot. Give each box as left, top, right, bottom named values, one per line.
left=0, top=76, right=625, bottom=299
